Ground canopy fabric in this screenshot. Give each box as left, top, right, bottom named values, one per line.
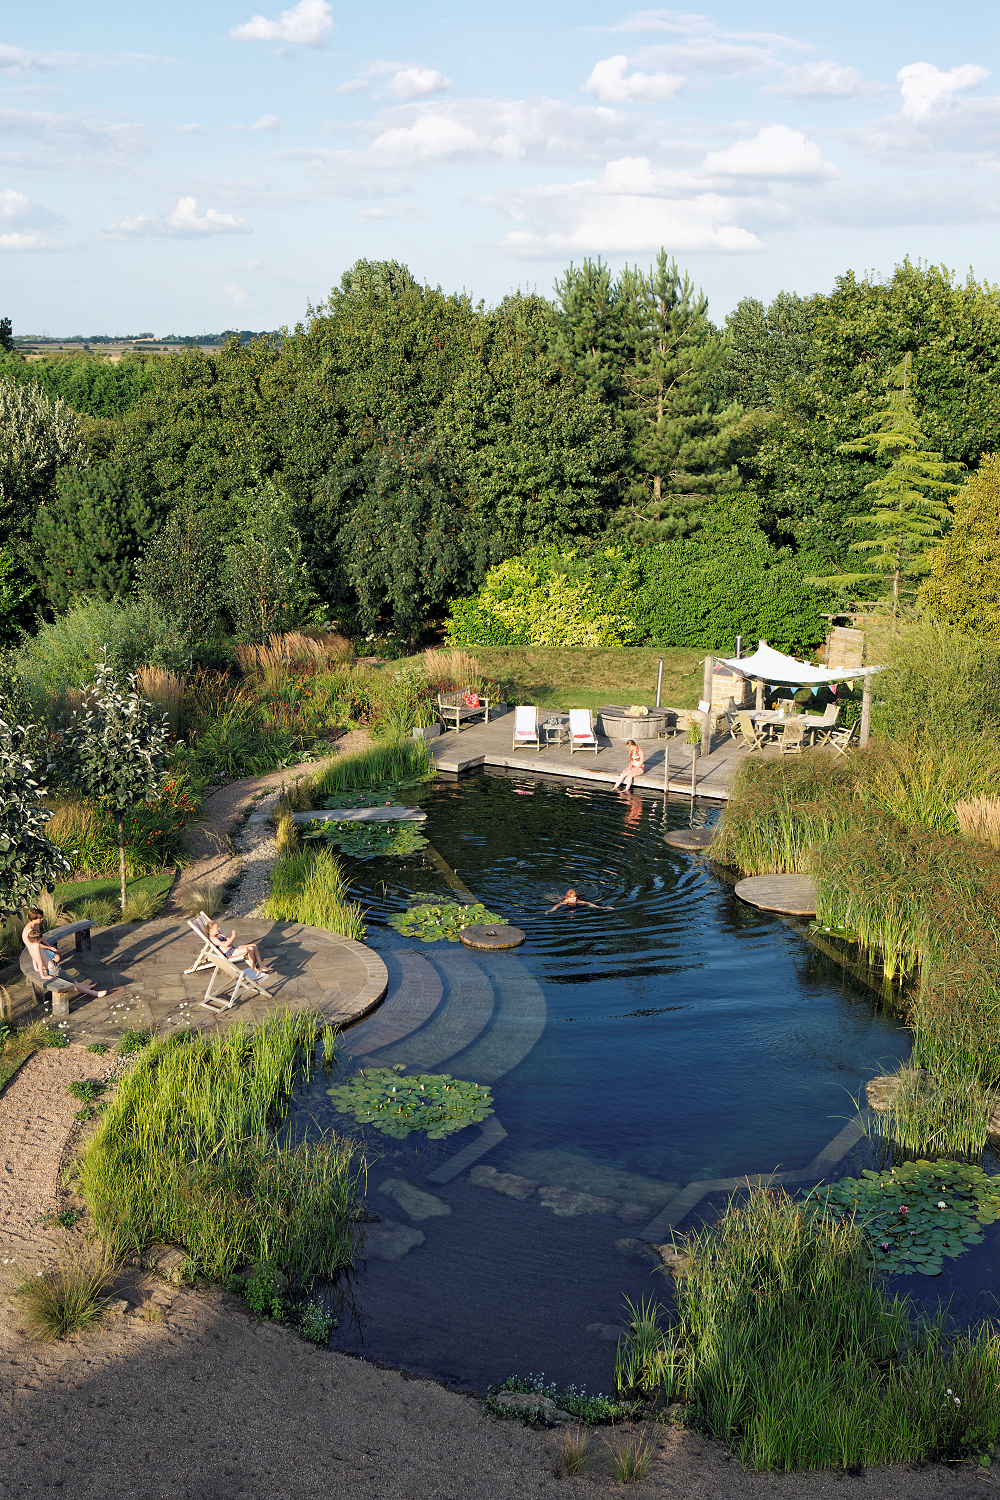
left=717, top=641, right=882, bottom=686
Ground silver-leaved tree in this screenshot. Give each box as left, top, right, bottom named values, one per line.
left=0, top=704, right=71, bottom=913
left=61, top=656, right=170, bottom=911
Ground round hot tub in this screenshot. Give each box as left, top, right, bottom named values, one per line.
left=596, top=704, right=673, bottom=740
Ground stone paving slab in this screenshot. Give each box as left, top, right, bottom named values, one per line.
left=37, top=916, right=388, bottom=1045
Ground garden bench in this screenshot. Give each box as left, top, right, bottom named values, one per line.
left=19, top=920, right=94, bottom=1014
left=437, top=690, right=491, bottom=734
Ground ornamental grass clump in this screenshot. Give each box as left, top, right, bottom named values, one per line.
left=79, top=1015, right=363, bottom=1287
left=625, top=1186, right=1000, bottom=1470
left=15, top=1244, right=117, bottom=1341
left=265, top=846, right=366, bottom=940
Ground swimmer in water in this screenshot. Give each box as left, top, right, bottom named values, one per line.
left=547, top=887, right=612, bottom=913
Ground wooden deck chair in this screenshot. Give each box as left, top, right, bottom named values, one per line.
left=184, top=915, right=269, bottom=1013
left=826, top=721, right=859, bottom=758
left=569, top=708, right=598, bottom=756
left=736, top=712, right=767, bottom=754
left=512, top=705, right=541, bottom=752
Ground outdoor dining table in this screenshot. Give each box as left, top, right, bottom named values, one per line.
left=749, top=710, right=821, bottom=743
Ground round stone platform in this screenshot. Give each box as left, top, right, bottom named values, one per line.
left=459, top=924, right=526, bottom=951
left=664, top=828, right=715, bottom=851
left=40, top=916, right=388, bottom=1045
left=734, top=874, right=817, bottom=916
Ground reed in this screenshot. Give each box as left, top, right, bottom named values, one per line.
left=136, top=665, right=186, bottom=736
left=265, top=846, right=366, bottom=940
left=79, top=1016, right=364, bottom=1285
left=421, top=647, right=481, bottom=687
left=955, top=794, right=1000, bottom=849
left=624, top=1186, right=1000, bottom=1470
left=867, top=1060, right=996, bottom=1158
left=276, top=737, right=433, bottom=820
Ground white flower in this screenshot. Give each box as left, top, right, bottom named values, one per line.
left=947, top=1388, right=953, bottom=1395
left=938, top=1201, right=947, bottom=1209
left=955, top=1398, right=961, bottom=1406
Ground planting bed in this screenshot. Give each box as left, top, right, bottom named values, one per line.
left=284, top=769, right=913, bottom=1392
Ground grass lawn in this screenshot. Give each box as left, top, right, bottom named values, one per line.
left=53, top=871, right=175, bottom=909
left=474, top=647, right=705, bottom=713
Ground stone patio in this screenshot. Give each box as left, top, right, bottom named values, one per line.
left=38, top=917, right=388, bottom=1046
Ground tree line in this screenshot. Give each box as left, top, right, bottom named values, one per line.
left=1, top=252, right=999, bottom=650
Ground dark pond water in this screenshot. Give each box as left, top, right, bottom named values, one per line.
left=286, top=769, right=912, bottom=1394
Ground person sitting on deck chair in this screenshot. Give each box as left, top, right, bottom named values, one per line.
left=206, top=920, right=274, bottom=975
left=21, top=910, right=108, bottom=1000
left=547, top=888, right=612, bottom=913
left=613, top=739, right=644, bottom=792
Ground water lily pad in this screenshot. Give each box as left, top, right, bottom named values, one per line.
left=388, top=901, right=508, bottom=943
left=327, top=1064, right=494, bottom=1139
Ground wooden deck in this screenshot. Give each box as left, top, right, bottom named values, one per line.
left=428, top=711, right=763, bottom=801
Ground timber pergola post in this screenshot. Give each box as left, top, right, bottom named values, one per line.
left=701, top=654, right=714, bottom=756
left=859, top=673, right=873, bottom=749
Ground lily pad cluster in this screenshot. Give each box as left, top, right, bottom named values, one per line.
left=388, top=901, right=508, bottom=942
left=314, top=820, right=429, bottom=861
left=321, top=779, right=429, bottom=812
left=326, top=1064, right=493, bottom=1139
left=813, top=1160, right=1000, bottom=1276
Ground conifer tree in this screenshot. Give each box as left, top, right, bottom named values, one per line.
left=547, top=258, right=626, bottom=400
left=815, top=354, right=963, bottom=608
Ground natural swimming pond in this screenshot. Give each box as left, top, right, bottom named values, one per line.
left=285, top=769, right=913, bottom=1392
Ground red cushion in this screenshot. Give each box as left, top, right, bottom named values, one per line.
left=465, top=693, right=480, bottom=708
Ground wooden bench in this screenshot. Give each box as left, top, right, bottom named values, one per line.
left=437, top=690, right=491, bottom=734
left=19, top=920, right=94, bottom=1016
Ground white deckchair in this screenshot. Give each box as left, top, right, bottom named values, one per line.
left=512, top=705, right=541, bottom=752
left=184, top=914, right=269, bottom=1013
left=569, top=708, right=599, bottom=756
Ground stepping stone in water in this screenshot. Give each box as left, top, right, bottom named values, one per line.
left=538, top=1185, right=619, bottom=1217
left=615, top=1237, right=661, bottom=1264
left=363, top=1219, right=425, bottom=1261
left=469, top=1165, right=538, bottom=1200
left=378, top=1179, right=451, bottom=1222
left=460, top=924, right=526, bottom=951
left=586, top=1323, right=623, bottom=1344
left=664, top=828, right=715, bottom=851
left=734, top=873, right=817, bottom=916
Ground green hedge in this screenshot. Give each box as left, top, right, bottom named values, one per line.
left=446, top=501, right=829, bottom=654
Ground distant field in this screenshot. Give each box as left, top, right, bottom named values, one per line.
left=473, top=647, right=704, bottom=713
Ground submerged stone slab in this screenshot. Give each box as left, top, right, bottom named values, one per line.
left=363, top=1219, right=425, bottom=1261
left=538, top=1185, right=619, bottom=1217
left=614, top=1237, right=661, bottom=1265
left=507, top=1148, right=678, bottom=1207
left=469, top=1165, right=537, bottom=1200
left=378, top=1179, right=451, bottom=1222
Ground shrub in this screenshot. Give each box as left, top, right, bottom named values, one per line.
left=16, top=595, right=187, bottom=711
left=29, top=463, right=162, bottom=611
left=869, top=616, right=1000, bottom=743
left=447, top=546, right=639, bottom=648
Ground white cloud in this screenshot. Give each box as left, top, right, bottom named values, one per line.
left=251, top=114, right=282, bottom=131
left=584, top=55, right=683, bottom=103
left=0, top=187, right=63, bottom=249
left=335, top=79, right=369, bottom=94
left=230, top=0, right=333, bottom=46
left=0, top=107, right=150, bottom=169
left=898, top=62, right=990, bottom=121
left=764, top=60, right=886, bottom=102
left=245, top=257, right=265, bottom=268
left=703, top=124, right=838, bottom=179
left=358, top=205, right=424, bottom=222
left=104, top=195, right=251, bottom=239
left=178, top=122, right=204, bottom=133
left=386, top=66, right=451, bottom=100
left=494, top=157, right=762, bottom=257
left=223, top=282, right=250, bottom=307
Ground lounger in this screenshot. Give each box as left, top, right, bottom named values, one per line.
left=569, top=709, right=598, bottom=756
left=185, top=915, right=270, bottom=1013
left=512, top=705, right=541, bottom=752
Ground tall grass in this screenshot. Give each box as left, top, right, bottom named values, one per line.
left=265, top=847, right=366, bottom=940
left=869, top=616, right=1000, bottom=744
left=15, top=1244, right=117, bottom=1340
left=867, top=1061, right=996, bottom=1158
left=276, top=736, right=433, bottom=820
left=622, top=1187, right=1000, bottom=1470
left=956, top=794, right=1000, bottom=849
left=79, top=1015, right=362, bottom=1285
left=136, top=665, right=186, bottom=736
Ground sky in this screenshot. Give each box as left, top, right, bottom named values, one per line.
left=1, top=0, right=998, bottom=334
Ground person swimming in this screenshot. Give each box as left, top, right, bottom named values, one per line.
left=547, top=887, right=613, bottom=913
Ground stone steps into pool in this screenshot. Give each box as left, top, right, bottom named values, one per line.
left=353, top=948, right=445, bottom=1055
left=361, top=947, right=495, bottom=1072
left=443, top=955, right=547, bottom=1085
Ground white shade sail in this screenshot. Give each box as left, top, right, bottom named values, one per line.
left=717, top=640, right=882, bottom=687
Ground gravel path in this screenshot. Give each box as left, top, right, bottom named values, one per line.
left=0, top=1045, right=91, bottom=1248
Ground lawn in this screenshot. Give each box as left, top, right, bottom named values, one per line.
left=474, top=647, right=705, bottom=714
left=53, top=871, right=175, bottom=910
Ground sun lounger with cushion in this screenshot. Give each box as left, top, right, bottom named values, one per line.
left=512, top=705, right=541, bottom=751
left=569, top=708, right=599, bottom=755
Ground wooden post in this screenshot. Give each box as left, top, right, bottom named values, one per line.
left=700, top=655, right=713, bottom=756
left=860, top=672, right=872, bottom=748
left=690, top=741, right=698, bottom=804
left=663, top=733, right=670, bottom=795
left=655, top=659, right=663, bottom=708
left=755, top=678, right=764, bottom=710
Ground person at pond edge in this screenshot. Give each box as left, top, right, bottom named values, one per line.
left=207, top=919, right=274, bottom=975
left=21, top=909, right=108, bottom=999
left=613, top=738, right=644, bottom=792
left=547, top=888, right=612, bottom=913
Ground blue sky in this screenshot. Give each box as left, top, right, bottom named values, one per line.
left=1, top=1, right=998, bottom=333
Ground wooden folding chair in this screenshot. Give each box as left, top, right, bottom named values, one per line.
left=736, top=712, right=767, bottom=754
left=779, top=721, right=807, bottom=757
left=568, top=708, right=599, bottom=756
left=826, top=721, right=859, bottom=757
left=185, top=915, right=269, bottom=1013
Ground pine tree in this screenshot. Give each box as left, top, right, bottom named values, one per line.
left=547, top=258, right=626, bottom=400
left=818, top=354, right=963, bottom=608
